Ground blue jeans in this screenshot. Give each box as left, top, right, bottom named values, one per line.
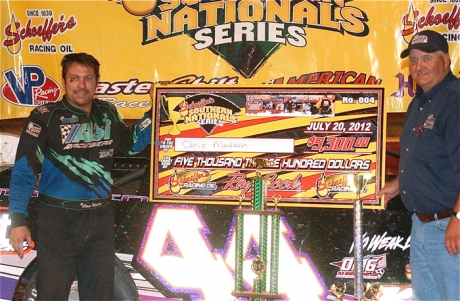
left=411, top=214, right=460, bottom=301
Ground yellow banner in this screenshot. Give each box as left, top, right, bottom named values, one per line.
left=1, top=0, right=459, bottom=119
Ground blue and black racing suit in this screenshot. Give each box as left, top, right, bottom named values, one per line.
left=8, top=96, right=152, bottom=300
left=8, top=96, right=152, bottom=225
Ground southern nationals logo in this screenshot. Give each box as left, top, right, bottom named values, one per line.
left=163, top=93, right=241, bottom=135
left=120, top=0, right=370, bottom=78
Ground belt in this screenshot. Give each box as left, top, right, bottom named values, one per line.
left=416, top=210, right=454, bottom=223
left=39, top=194, right=111, bottom=210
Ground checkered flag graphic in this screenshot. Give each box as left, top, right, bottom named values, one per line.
left=60, top=124, right=75, bottom=144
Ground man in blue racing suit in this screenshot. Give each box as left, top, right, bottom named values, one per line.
left=8, top=52, right=152, bottom=300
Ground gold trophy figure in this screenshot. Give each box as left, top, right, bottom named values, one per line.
left=330, top=283, right=347, bottom=301
left=272, top=195, right=281, bottom=211
left=161, top=95, right=186, bottom=135
left=251, top=255, right=266, bottom=280
left=367, top=282, right=384, bottom=301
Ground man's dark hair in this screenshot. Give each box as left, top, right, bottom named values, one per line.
left=61, top=52, right=100, bottom=79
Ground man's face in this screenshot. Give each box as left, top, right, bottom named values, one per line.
left=408, top=49, right=450, bottom=93
left=62, top=63, right=98, bottom=112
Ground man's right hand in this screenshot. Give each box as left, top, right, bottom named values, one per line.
left=10, top=226, right=33, bottom=259
left=376, top=178, right=400, bottom=210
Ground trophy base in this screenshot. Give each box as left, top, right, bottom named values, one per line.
left=231, top=291, right=283, bottom=299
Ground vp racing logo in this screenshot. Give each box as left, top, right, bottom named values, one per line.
left=120, top=0, right=370, bottom=78
left=2, top=66, right=61, bottom=106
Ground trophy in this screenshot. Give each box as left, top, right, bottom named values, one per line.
left=330, top=283, right=347, bottom=301
left=232, top=158, right=283, bottom=300
left=350, top=173, right=371, bottom=301
left=365, top=282, right=384, bottom=301
left=161, top=95, right=186, bottom=135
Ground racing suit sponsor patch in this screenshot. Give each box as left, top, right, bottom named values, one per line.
left=26, top=122, right=41, bottom=137
left=139, top=117, right=151, bottom=131
left=99, top=149, right=114, bottom=158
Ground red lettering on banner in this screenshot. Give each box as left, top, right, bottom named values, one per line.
left=224, top=172, right=302, bottom=195
left=417, top=6, right=460, bottom=30
left=3, top=14, right=77, bottom=48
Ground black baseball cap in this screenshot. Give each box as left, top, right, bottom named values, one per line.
left=400, top=30, right=448, bottom=58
